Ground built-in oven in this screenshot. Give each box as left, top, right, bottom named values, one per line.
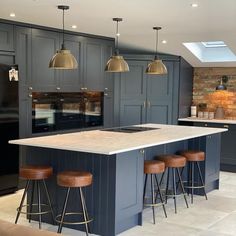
left=32, top=92, right=103, bottom=133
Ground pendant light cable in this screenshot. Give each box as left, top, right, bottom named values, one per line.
left=62, top=7, right=65, bottom=49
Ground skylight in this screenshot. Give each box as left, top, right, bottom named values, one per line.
left=183, top=41, right=236, bottom=62
left=201, top=41, right=227, bottom=48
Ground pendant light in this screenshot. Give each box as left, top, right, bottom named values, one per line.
left=146, top=27, right=167, bottom=75
left=49, top=5, right=78, bottom=69
left=105, top=18, right=129, bottom=72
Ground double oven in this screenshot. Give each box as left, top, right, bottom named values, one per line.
left=32, top=92, right=103, bottom=133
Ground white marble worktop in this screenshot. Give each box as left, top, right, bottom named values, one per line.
left=9, top=124, right=227, bottom=155
left=178, top=117, right=236, bottom=124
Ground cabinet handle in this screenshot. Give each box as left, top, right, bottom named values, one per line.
left=28, top=94, right=32, bottom=98
left=104, top=88, right=108, bottom=91
left=148, top=101, right=151, bottom=108
left=223, top=125, right=229, bottom=128
left=204, top=124, right=208, bottom=127
left=56, top=87, right=60, bottom=90
left=139, top=149, right=145, bottom=154
left=104, top=93, right=108, bottom=96
left=28, top=87, right=33, bottom=90
left=143, top=101, right=146, bottom=108
left=84, top=87, right=88, bottom=90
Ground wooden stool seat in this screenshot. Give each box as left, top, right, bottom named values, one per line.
left=57, top=171, right=93, bottom=188
left=180, top=150, right=205, bottom=162
left=19, top=166, right=53, bottom=180
left=144, top=160, right=165, bottom=174
left=156, top=155, right=186, bottom=168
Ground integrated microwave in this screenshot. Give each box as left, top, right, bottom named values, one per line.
left=32, top=92, right=103, bottom=133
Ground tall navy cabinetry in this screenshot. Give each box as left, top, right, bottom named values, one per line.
left=0, top=23, right=14, bottom=52
left=115, top=55, right=192, bottom=126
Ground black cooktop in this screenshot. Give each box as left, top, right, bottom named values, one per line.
left=103, top=126, right=159, bottom=133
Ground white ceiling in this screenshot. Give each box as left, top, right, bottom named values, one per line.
left=1, top=0, right=236, bottom=67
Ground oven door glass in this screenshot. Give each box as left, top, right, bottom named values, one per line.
left=57, top=93, right=84, bottom=130
left=32, top=93, right=58, bottom=133
left=84, top=92, right=103, bottom=127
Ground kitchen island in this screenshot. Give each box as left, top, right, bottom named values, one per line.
left=9, top=124, right=227, bottom=236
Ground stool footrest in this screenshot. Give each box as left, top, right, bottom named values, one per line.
left=16, top=204, right=52, bottom=216
left=55, top=212, right=93, bottom=225
left=185, top=184, right=205, bottom=189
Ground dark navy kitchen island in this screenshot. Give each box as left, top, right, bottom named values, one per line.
left=9, top=124, right=226, bottom=236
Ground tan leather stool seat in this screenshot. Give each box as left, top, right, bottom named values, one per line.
left=19, top=166, right=53, bottom=180
left=180, top=150, right=205, bottom=162
left=57, top=171, right=93, bottom=188
left=156, top=155, right=186, bottom=168
left=144, top=160, right=165, bottom=174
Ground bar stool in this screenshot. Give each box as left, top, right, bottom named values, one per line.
left=180, top=150, right=208, bottom=203
left=143, top=160, right=167, bottom=224
left=15, top=166, right=54, bottom=229
left=56, top=171, right=93, bottom=235
left=156, top=155, right=189, bottom=213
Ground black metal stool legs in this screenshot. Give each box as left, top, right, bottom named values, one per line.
left=36, top=180, right=42, bottom=229
left=29, top=181, right=35, bottom=223
left=172, top=168, right=177, bottom=213
left=15, top=180, right=30, bottom=224
left=196, top=162, right=208, bottom=200
left=42, top=180, right=55, bottom=223
left=154, top=175, right=167, bottom=218
left=80, top=187, right=89, bottom=236
left=58, top=187, right=70, bottom=234
left=176, top=168, right=189, bottom=209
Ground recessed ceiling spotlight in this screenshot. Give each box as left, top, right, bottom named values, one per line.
left=71, top=25, right=77, bottom=29
left=162, top=40, right=167, bottom=44
left=10, top=13, right=16, bottom=17
left=191, top=3, right=198, bottom=8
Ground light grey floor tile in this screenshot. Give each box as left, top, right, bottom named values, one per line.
left=208, top=212, right=236, bottom=235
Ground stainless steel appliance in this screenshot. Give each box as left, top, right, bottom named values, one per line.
left=32, top=92, right=103, bottom=133
left=0, top=63, right=19, bottom=195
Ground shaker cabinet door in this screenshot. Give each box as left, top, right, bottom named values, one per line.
left=146, top=61, right=174, bottom=124
left=0, top=23, right=14, bottom=52
left=31, top=29, right=60, bottom=91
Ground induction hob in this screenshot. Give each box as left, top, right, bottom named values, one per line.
left=103, top=126, right=159, bottom=133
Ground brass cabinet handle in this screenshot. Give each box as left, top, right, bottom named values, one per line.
left=56, top=87, right=60, bottom=90
left=139, top=149, right=145, bottom=154
left=223, top=125, right=229, bottom=128
left=28, top=87, right=33, bottom=90
left=204, top=124, right=208, bottom=127
left=104, top=93, right=108, bottom=96
left=28, top=94, right=32, bottom=98
left=143, top=101, right=146, bottom=108
left=148, top=101, right=151, bottom=108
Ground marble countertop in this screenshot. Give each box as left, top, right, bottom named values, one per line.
left=178, top=118, right=236, bottom=124
left=9, top=124, right=227, bottom=155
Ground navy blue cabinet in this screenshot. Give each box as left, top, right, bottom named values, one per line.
left=179, top=121, right=236, bottom=172
left=118, top=57, right=182, bottom=126
left=31, top=29, right=60, bottom=91
left=0, top=23, right=14, bottom=52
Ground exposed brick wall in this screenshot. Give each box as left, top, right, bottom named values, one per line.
left=193, top=67, right=236, bottom=118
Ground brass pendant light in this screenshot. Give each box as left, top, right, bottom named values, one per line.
left=146, top=27, right=167, bottom=75
left=49, top=5, right=78, bottom=69
left=105, top=18, right=129, bottom=72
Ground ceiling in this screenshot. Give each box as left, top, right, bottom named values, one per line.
left=1, top=0, right=236, bottom=67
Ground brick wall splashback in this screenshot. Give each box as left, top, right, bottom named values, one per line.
left=193, top=68, right=236, bottom=118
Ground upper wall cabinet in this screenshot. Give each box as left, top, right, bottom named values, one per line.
left=0, top=23, right=14, bottom=52
left=31, top=29, right=60, bottom=91
left=83, top=38, right=114, bottom=91
left=59, top=34, right=83, bottom=92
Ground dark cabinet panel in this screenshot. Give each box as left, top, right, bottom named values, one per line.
left=31, top=29, right=59, bottom=91
left=103, top=92, right=114, bottom=128
left=180, top=121, right=236, bottom=172
left=59, top=34, right=83, bottom=91
left=146, top=61, right=174, bottom=124
left=119, top=59, right=175, bottom=126
left=104, top=43, right=114, bottom=91
left=0, top=23, right=14, bottom=51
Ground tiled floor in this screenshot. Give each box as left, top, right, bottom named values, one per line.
left=0, top=171, right=236, bottom=235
